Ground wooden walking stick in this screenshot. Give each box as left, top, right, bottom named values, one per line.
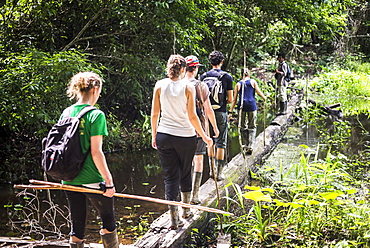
left=14, top=179, right=234, bottom=216
left=209, top=145, right=225, bottom=234
left=238, top=52, right=247, bottom=160
left=263, top=99, right=266, bottom=146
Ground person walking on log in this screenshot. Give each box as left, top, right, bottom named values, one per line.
left=62, top=72, right=119, bottom=248
left=185, top=55, right=219, bottom=205
left=275, top=52, right=289, bottom=115
left=200, top=50, right=233, bottom=180
left=229, top=68, right=266, bottom=155
left=151, top=54, right=213, bottom=229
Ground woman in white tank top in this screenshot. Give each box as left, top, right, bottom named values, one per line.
left=151, top=54, right=212, bottom=229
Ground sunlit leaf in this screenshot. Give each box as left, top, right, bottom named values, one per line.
left=319, top=191, right=344, bottom=201
left=295, top=184, right=308, bottom=191
left=274, top=199, right=289, bottom=207
left=299, top=144, right=309, bottom=149
left=346, top=189, right=357, bottom=194
left=288, top=202, right=303, bottom=208
left=262, top=167, right=275, bottom=172
left=244, top=185, right=261, bottom=191
left=243, top=190, right=272, bottom=202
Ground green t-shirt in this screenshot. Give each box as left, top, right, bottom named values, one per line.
left=61, top=104, right=108, bottom=185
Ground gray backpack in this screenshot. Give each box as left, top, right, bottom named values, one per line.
left=202, top=72, right=226, bottom=110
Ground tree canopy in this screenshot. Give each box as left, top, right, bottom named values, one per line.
left=0, top=0, right=369, bottom=181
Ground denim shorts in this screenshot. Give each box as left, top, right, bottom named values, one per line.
left=212, top=111, right=228, bottom=149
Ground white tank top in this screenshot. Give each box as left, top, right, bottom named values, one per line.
left=157, top=78, right=196, bottom=137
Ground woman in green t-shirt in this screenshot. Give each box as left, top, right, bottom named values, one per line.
left=63, top=72, right=119, bottom=248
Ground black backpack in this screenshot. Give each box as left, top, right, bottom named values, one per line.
left=41, top=106, right=96, bottom=181
left=202, top=72, right=226, bottom=110
left=285, top=62, right=292, bottom=82
left=274, top=62, right=292, bottom=82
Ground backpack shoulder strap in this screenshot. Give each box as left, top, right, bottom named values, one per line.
left=283, top=61, right=290, bottom=69
left=76, top=106, right=97, bottom=119
left=193, top=80, right=202, bottom=100
left=190, top=78, right=199, bottom=86
left=201, top=72, right=208, bottom=80
left=218, top=71, right=227, bottom=80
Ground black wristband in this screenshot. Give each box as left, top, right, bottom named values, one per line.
left=99, top=182, right=114, bottom=192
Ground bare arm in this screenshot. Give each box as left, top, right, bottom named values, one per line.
left=186, top=84, right=213, bottom=147
left=150, top=84, right=161, bottom=149
left=203, top=98, right=219, bottom=138
left=90, top=135, right=115, bottom=197
left=229, top=83, right=240, bottom=113
left=226, top=89, right=233, bottom=104
left=252, top=80, right=266, bottom=101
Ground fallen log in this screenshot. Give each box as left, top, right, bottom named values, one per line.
left=308, top=98, right=343, bottom=118
left=14, top=180, right=233, bottom=216
left=134, top=92, right=304, bottom=248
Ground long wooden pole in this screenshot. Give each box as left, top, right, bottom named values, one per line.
left=210, top=145, right=224, bottom=233
left=263, top=100, right=266, bottom=146
left=14, top=180, right=233, bottom=216
left=238, top=52, right=246, bottom=160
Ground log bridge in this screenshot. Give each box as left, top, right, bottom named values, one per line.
left=133, top=91, right=304, bottom=248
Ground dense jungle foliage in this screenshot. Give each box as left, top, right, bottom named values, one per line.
left=0, top=0, right=369, bottom=183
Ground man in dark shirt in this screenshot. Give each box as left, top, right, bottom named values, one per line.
left=200, top=50, right=233, bottom=180
left=275, top=52, right=289, bottom=115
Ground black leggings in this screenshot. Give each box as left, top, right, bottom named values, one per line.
left=156, top=132, right=197, bottom=201
left=65, top=190, right=116, bottom=239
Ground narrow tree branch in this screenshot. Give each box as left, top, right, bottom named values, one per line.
left=61, top=8, right=108, bottom=52
left=78, top=31, right=137, bottom=41
left=348, top=34, right=370, bottom=38
left=86, top=53, right=127, bottom=61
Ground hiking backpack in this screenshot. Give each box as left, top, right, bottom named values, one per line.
left=274, top=62, right=292, bottom=82
left=202, top=72, right=226, bottom=110
left=285, top=62, right=292, bottom=82
left=41, top=106, right=96, bottom=181
left=192, top=79, right=205, bottom=123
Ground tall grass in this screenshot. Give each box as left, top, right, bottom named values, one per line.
left=216, top=148, right=370, bottom=247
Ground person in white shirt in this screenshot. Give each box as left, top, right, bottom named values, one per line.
left=151, top=54, right=213, bottom=229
